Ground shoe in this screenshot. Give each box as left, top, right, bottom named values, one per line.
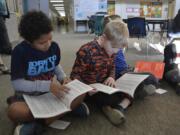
left=102, top=105, right=125, bottom=126
left=143, top=84, right=156, bottom=96
left=72, top=102, right=90, bottom=118
left=14, top=125, right=22, bottom=135
left=0, top=64, right=11, bottom=74
left=14, top=122, right=44, bottom=135
left=136, top=84, right=156, bottom=99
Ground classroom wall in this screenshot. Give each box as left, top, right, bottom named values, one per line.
left=72, top=0, right=107, bottom=32
left=115, top=0, right=168, bottom=19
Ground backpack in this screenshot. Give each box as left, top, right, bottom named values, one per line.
left=163, top=43, right=179, bottom=74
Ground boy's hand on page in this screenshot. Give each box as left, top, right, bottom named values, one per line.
left=61, top=77, right=71, bottom=85
left=88, top=89, right=98, bottom=96
left=103, top=77, right=116, bottom=88
left=50, top=78, right=70, bottom=98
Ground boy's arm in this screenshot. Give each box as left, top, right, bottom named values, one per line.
left=11, top=79, right=51, bottom=93
left=70, top=49, right=91, bottom=81
left=54, top=65, right=67, bottom=82
left=109, top=54, right=116, bottom=79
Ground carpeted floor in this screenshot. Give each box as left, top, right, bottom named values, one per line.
left=0, top=31, right=180, bottom=135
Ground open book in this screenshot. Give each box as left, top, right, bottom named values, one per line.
left=24, top=74, right=149, bottom=118
left=23, top=79, right=93, bottom=118
left=90, top=73, right=149, bottom=98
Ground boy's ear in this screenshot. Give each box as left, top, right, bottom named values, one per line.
left=102, top=34, right=109, bottom=42
left=102, top=34, right=107, bottom=39
left=99, top=34, right=106, bottom=42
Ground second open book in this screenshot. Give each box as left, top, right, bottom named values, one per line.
left=23, top=73, right=149, bottom=118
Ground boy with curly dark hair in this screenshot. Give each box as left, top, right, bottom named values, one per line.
left=7, top=11, right=89, bottom=135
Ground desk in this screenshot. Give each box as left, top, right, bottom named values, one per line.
left=146, top=19, right=168, bottom=32
left=146, top=19, right=168, bottom=39
left=74, top=20, right=89, bottom=32
left=123, top=18, right=168, bottom=32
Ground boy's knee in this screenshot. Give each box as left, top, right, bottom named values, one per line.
left=71, top=93, right=86, bottom=110
left=7, top=104, right=18, bottom=122
left=7, top=102, right=31, bottom=123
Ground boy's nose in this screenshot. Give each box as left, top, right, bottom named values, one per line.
left=45, top=41, right=51, bottom=47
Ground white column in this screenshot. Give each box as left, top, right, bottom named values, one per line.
left=174, top=0, right=180, bottom=17
left=39, top=0, right=49, bottom=16
left=27, top=0, right=49, bottom=16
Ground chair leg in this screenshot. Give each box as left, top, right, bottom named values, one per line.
left=146, top=37, right=149, bottom=60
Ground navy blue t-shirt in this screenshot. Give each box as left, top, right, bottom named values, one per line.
left=11, top=41, right=60, bottom=81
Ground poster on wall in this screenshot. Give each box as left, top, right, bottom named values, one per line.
left=151, top=2, right=162, bottom=18
left=74, top=0, right=107, bottom=20
left=108, top=1, right=115, bottom=15
left=99, top=0, right=107, bottom=11
left=140, top=1, right=152, bottom=17
left=140, top=0, right=162, bottom=18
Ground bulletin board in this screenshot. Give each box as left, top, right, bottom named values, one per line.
left=74, top=0, right=107, bottom=20
left=140, top=1, right=162, bottom=18
left=151, top=2, right=162, bottom=18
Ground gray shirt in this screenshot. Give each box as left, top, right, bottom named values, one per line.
left=11, top=65, right=67, bottom=93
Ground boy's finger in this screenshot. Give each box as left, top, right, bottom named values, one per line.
left=58, top=91, right=65, bottom=98
left=52, top=77, right=58, bottom=83
left=63, top=88, right=70, bottom=93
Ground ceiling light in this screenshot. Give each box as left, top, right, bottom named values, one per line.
left=53, top=4, right=64, bottom=6
left=56, top=9, right=64, bottom=11
left=55, top=7, right=64, bottom=10
left=50, top=0, right=63, bottom=3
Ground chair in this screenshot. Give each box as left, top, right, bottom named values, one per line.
left=94, top=15, right=104, bottom=36
left=167, top=19, right=174, bottom=38
left=127, top=17, right=149, bottom=58
left=127, top=17, right=147, bottom=38
left=156, top=20, right=168, bottom=41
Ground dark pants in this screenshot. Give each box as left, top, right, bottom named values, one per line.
left=0, top=16, right=12, bottom=54
left=164, top=69, right=180, bottom=94
left=85, top=73, right=158, bottom=107
left=85, top=92, right=131, bottom=108
left=165, top=68, right=180, bottom=85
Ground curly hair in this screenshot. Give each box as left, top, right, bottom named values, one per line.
left=18, top=11, right=53, bottom=43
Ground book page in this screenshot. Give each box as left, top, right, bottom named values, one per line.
left=116, top=73, right=149, bottom=97
left=61, top=79, right=93, bottom=108
left=49, top=120, right=71, bottom=130
left=90, top=83, right=120, bottom=95
left=23, top=93, right=70, bottom=118
left=155, top=88, right=167, bottom=94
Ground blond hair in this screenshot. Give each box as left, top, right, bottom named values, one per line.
left=103, top=15, right=122, bottom=28
left=103, top=20, right=129, bottom=48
